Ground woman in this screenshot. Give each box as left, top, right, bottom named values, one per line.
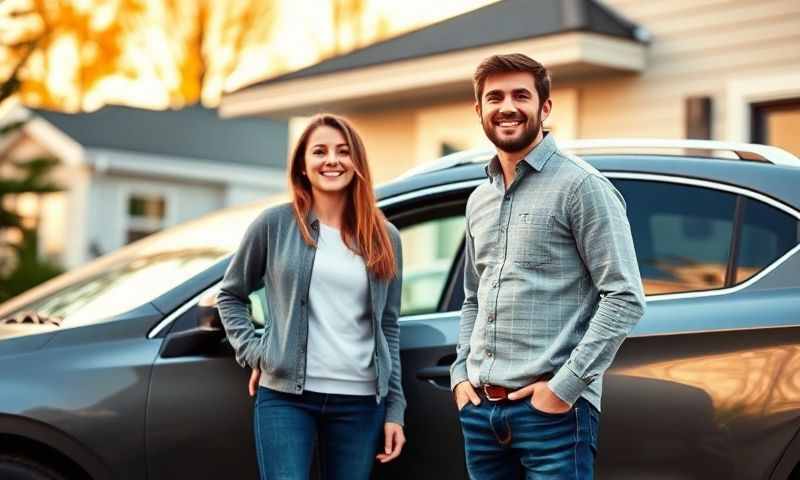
left=217, top=113, right=406, bottom=480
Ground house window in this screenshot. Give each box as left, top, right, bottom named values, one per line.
left=441, top=142, right=460, bottom=157
left=126, top=194, right=167, bottom=243
left=751, top=98, right=800, bottom=156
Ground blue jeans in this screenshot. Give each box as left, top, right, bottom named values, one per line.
left=253, top=387, right=385, bottom=480
left=459, top=397, right=599, bottom=480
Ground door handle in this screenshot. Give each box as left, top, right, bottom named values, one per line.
left=416, top=365, right=452, bottom=390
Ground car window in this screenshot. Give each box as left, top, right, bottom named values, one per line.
left=736, top=197, right=800, bottom=283
left=399, top=215, right=465, bottom=316
left=247, top=212, right=466, bottom=321
left=612, top=179, right=737, bottom=295
left=249, top=287, right=268, bottom=327
left=0, top=194, right=287, bottom=327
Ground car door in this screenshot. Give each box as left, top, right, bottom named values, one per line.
left=144, top=185, right=477, bottom=480
left=374, top=187, right=474, bottom=480
left=596, top=174, right=800, bottom=480
left=145, top=284, right=263, bottom=479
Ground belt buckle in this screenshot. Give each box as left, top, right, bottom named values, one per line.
left=483, top=384, right=507, bottom=402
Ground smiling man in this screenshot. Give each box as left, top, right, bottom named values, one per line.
left=450, top=54, right=646, bottom=479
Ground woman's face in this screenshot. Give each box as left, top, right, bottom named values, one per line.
left=303, top=125, right=356, bottom=195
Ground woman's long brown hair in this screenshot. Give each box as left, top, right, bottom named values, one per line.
left=289, top=113, right=397, bottom=280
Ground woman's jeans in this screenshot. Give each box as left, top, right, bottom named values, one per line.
left=459, top=397, right=599, bottom=480
left=254, top=386, right=385, bottom=480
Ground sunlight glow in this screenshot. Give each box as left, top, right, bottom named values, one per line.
left=3, top=0, right=497, bottom=111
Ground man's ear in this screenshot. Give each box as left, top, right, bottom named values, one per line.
left=474, top=101, right=481, bottom=119
left=540, top=98, right=553, bottom=123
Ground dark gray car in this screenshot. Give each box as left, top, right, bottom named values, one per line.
left=1, top=139, right=799, bottom=480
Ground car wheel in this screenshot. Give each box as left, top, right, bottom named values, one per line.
left=0, top=454, right=67, bottom=480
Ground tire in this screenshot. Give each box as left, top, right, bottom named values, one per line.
left=0, top=453, right=67, bottom=480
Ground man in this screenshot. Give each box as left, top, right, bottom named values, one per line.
left=450, top=53, right=646, bottom=479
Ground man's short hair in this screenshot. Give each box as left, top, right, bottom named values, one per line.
left=473, top=53, right=551, bottom=106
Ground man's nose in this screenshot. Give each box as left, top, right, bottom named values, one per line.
left=499, top=95, right=516, bottom=114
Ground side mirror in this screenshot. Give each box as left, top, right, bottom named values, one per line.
left=160, top=288, right=225, bottom=358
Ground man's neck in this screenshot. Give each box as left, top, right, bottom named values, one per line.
left=496, top=132, right=544, bottom=188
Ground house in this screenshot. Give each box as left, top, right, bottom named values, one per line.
left=0, top=103, right=288, bottom=269
left=219, top=0, right=800, bottom=183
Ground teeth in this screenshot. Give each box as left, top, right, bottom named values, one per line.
left=321, top=172, right=342, bottom=177
left=499, top=121, right=520, bottom=127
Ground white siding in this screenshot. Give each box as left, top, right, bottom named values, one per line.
left=87, top=173, right=225, bottom=258
left=577, top=0, right=800, bottom=140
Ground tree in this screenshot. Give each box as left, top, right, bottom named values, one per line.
left=331, top=0, right=367, bottom=55
left=0, top=121, right=64, bottom=301
left=0, top=0, right=148, bottom=110
left=0, top=0, right=279, bottom=110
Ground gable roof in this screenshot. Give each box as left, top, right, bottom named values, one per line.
left=241, top=0, right=645, bottom=91
left=34, top=105, right=288, bottom=168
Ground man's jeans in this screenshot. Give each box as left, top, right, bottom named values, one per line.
left=253, top=387, right=385, bottom=480
left=459, top=397, right=599, bottom=479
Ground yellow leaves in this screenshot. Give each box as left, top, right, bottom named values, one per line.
left=0, top=0, right=498, bottom=112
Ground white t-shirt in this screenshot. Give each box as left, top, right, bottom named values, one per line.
left=304, top=223, right=376, bottom=395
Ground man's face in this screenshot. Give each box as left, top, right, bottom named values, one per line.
left=476, top=71, right=551, bottom=153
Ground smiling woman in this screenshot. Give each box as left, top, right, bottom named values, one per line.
left=216, top=112, right=407, bottom=479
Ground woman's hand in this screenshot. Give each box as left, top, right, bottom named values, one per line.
left=376, top=422, right=405, bottom=463
left=248, top=368, right=261, bottom=397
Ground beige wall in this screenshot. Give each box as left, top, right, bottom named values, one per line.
left=348, top=108, right=418, bottom=184
left=287, top=0, right=800, bottom=182
left=579, top=0, right=800, bottom=139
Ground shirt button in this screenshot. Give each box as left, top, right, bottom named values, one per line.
left=504, top=194, right=511, bottom=201
left=487, top=315, right=494, bottom=323
left=295, top=384, right=302, bottom=391
left=487, top=351, right=493, bottom=358
left=491, top=280, right=498, bottom=288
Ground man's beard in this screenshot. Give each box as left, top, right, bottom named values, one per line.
left=482, top=108, right=542, bottom=153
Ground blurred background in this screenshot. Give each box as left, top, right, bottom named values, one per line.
left=1, top=0, right=799, bottom=302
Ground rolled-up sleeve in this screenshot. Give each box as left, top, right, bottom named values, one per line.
left=217, top=214, right=268, bottom=369
left=548, top=174, right=646, bottom=405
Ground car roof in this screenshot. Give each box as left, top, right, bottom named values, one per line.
left=378, top=154, right=800, bottom=211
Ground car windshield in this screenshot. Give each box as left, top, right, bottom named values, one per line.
left=0, top=195, right=285, bottom=328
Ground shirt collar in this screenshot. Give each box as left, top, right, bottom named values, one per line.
left=307, top=208, right=320, bottom=227
left=484, top=132, right=557, bottom=182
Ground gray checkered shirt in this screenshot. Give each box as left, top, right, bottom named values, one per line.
left=449, top=134, right=645, bottom=412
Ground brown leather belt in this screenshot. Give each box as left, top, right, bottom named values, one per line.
left=477, top=374, right=553, bottom=403
left=477, top=384, right=511, bottom=402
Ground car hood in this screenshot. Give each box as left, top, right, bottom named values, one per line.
left=0, top=324, right=59, bottom=356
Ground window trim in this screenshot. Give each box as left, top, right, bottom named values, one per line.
left=118, top=185, right=177, bottom=249
left=148, top=172, right=800, bottom=337
left=390, top=174, right=800, bottom=307
left=751, top=97, right=800, bottom=148
left=605, top=172, right=800, bottom=302
left=388, top=198, right=468, bottom=317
